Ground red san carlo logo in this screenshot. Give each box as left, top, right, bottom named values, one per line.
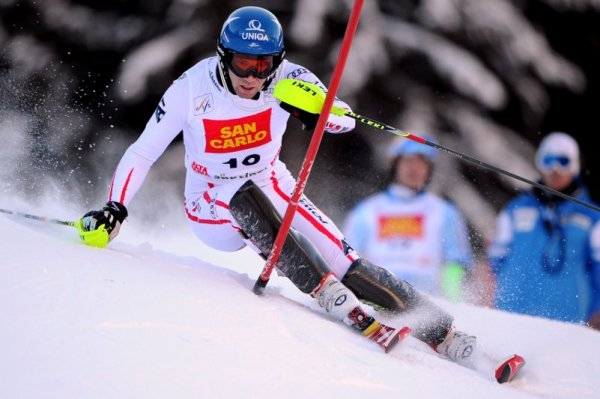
left=202, top=109, right=272, bottom=153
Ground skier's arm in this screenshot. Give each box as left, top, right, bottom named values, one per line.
left=279, top=63, right=355, bottom=133
left=109, top=77, right=189, bottom=206
left=79, top=76, right=189, bottom=246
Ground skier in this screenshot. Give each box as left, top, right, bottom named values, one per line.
left=343, top=137, right=473, bottom=302
left=80, top=6, right=475, bottom=361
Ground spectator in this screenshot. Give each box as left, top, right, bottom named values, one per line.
left=343, top=137, right=473, bottom=301
left=488, top=132, right=600, bottom=329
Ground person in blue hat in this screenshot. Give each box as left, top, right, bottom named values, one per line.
left=343, top=137, right=473, bottom=301
left=489, top=132, right=600, bottom=329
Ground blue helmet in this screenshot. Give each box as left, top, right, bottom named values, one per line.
left=217, top=7, right=285, bottom=80
left=387, top=137, right=437, bottom=161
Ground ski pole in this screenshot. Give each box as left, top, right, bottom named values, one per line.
left=253, top=0, right=365, bottom=295
left=0, top=208, right=79, bottom=227
left=0, top=207, right=110, bottom=247
left=273, top=79, right=600, bottom=213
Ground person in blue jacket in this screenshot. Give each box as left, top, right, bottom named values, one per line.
left=488, top=132, right=600, bottom=329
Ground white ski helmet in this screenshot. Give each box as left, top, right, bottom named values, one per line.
left=535, top=132, right=580, bottom=176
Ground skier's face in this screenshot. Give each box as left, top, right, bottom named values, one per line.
left=538, top=152, right=576, bottom=191
left=228, top=69, right=266, bottom=99
left=395, top=155, right=431, bottom=191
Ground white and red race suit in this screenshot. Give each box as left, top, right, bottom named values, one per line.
left=108, top=57, right=358, bottom=277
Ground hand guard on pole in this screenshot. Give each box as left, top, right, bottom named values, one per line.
left=79, top=201, right=128, bottom=248
left=279, top=101, right=320, bottom=131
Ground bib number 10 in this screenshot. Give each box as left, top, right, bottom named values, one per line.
left=223, top=154, right=260, bottom=169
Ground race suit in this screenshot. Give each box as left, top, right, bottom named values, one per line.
left=107, top=56, right=358, bottom=278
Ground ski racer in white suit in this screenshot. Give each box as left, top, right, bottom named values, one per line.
left=80, top=6, right=475, bottom=361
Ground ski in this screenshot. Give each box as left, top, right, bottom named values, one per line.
left=471, top=350, right=527, bottom=384
left=453, top=350, right=527, bottom=384
left=346, top=305, right=412, bottom=353
left=494, top=354, right=526, bottom=384
left=394, top=332, right=526, bottom=384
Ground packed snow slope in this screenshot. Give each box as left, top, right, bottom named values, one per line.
left=1, top=200, right=599, bottom=399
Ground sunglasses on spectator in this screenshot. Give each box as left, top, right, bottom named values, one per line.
left=226, top=53, right=275, bottom=79
left=540, top=154, right=571, bottom=172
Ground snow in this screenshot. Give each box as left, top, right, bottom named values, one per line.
left=1, top=197, right=600, bottom=399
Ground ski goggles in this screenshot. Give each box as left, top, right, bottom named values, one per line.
left=540, top=154, right=571, bottom=172
left=226, top=53, right=275, bottom=79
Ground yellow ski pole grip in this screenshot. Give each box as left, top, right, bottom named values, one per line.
left=76, top=219, right=110, bottom=248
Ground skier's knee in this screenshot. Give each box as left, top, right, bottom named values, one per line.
left=229, top=180, right=329, bottom=293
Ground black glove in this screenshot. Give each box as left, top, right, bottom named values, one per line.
left=81, top=201, right=128, bottom=242
left=279, top=101, right=320, bottom=131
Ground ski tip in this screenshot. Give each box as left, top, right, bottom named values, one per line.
left=495, top=354, right=526, bottom=384
left=398, top=326, right=412, bottom=340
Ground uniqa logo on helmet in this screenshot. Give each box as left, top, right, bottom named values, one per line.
left=241, top=32, right=269, bottom=41
left=241, top=19, right=269, bottom=41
